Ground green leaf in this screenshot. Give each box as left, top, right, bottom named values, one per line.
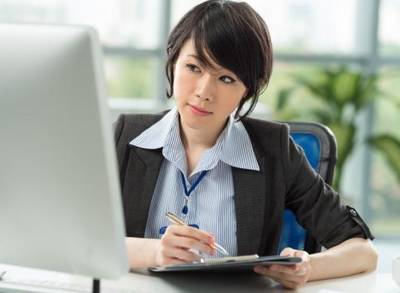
left=354, top=74, right=378, bottom=110
left=308, top=108, right=335, bottom=124
left=333, top=70, right=359, bottom=107
left=276, top=87, right=295, bottom=111
left=368, top=134, right=400, bottom=182
left=293, top=76, right=328, bottom=98
left=329, top=122, right=356, bottom=163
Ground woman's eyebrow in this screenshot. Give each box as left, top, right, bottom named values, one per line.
left=185, top=54, right=235, bottom=76
left=185, top=54, right=212, bottom=68
left=186, top=54, right=205, bottom=63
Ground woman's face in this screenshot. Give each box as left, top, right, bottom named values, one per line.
left=173, top=39, right=247, bottom=133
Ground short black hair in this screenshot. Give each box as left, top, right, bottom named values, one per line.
left=165, top=0, right=273, bottom=120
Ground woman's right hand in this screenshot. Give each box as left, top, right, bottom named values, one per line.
left=154, top=225, right=217, bottom=266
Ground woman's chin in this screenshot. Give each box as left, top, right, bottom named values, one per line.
left=181, top=117, right=207, bottom=130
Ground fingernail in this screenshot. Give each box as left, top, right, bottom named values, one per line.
left=254, top=266, right=264, bottom=273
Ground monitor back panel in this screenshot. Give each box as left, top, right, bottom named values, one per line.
left=0, top=23, right=128, bottom=279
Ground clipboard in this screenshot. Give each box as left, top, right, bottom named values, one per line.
left=148, top=255, right=302, bottom=272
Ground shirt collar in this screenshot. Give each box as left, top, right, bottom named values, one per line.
left=219, top=115, right=260, bottom=171
left=129, top=107, right=177, bottom=149
left=129, top=107, right=259, bottom=172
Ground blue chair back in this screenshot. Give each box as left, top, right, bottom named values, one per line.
left=278, top=122, right=337, bottom=253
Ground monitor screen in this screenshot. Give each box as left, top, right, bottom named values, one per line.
left=0, top=23, right=128, bottom=279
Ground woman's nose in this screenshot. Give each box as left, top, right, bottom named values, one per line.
left=195, top=74, right=216, bottom=101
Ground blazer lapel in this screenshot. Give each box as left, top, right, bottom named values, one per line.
left=122, top=146, right=163, bottom=237
left=233, top=155, right=266, bottom=255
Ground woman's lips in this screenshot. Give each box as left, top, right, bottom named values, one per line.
left=189, top=104, right=212, bottom=116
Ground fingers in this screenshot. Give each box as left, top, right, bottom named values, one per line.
left=280, top=247, right=296, bottom=257
left=269, top=264, right=307, bottom=276
left=161, top=257, right=189, bottom=266
left=254, top=266, right=306, bottom=289
left=169, top=225, right=214, bottom=244
left=165, top=225, right=216, bottom=254
left=156, top=225, right=217, bottom=266
left=254, top=248, right=312, bottom=289
left=254, top=264, right=306, bottom=278
left=254, top=264, right=304, bottom=278
left=162, top=246, right=203, bottom=263
left=279, top=247, right=310, bottom=273
left=168, top=235, right=216, bottom=255
left=281, top=247, right=309, bottom=263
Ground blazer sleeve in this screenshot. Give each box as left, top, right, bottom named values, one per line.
left=280, top=124, right=374, bottom=249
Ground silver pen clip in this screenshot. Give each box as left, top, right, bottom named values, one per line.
left=0, top=270, right=6, bottom=281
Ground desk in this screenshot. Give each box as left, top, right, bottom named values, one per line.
left=0, top=264, right=398, bottom=293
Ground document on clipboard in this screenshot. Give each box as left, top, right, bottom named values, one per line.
left=148, top=254, right=302, bottom=272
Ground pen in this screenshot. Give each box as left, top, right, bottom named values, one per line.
left=165, top=212, right=230, bottom=256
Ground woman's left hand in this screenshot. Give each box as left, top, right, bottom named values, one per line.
left=253, top=247, right=312, bottom=289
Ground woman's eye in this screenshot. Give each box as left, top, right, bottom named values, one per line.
left=220, top=76, right=235, bottom=84
left=186, top=63, right=201, bottom=73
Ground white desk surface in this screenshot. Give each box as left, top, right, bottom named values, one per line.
left=0, top=263, right=398, bottom=293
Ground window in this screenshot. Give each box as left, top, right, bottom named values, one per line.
left=246, top=0, right=359, bottom=54
left=370, top=67, right=400, bottom=237
left=379, top=0, right=400, bottom=56
left=172, top=0, right=360, bottom=55
left=0, top=0, right=162, bottom=48
left=260, top=63, right=326, bottom=120
left=0, top=0, right=164, bottom=101
left=105, top=56, right=157, bottom=99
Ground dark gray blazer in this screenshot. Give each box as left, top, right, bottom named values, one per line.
left=114, top=112, right=371, bottom=256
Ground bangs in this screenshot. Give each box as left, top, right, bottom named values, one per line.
left=191, top=8, right=248, bottom=78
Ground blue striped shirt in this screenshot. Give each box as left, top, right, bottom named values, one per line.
left=129, top=107, right=259, bottom=257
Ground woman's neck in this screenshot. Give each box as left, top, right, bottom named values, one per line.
left=179, top=119, right=226, bottom=151
left=178, top=116, right=228, bottom=175
left=179, top=120, right=224, bottom=175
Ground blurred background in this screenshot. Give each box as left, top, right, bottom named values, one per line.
left=1, top=0, right=398, bottom=270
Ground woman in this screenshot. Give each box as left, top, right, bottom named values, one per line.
left=114, top=0, right=377, bottom=289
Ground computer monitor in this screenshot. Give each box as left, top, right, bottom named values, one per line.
left=0, top=23, right=129, bottom=281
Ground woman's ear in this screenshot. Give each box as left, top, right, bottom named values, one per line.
left=242, top=89, right=249, bottom=100
left=244, top=86, right=250, bottom=98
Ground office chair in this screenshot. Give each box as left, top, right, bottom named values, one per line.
left=278, top=121, right=337, bottom=254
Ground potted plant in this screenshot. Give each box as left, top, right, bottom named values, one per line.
left=275, top=66, right=400, bottom=192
